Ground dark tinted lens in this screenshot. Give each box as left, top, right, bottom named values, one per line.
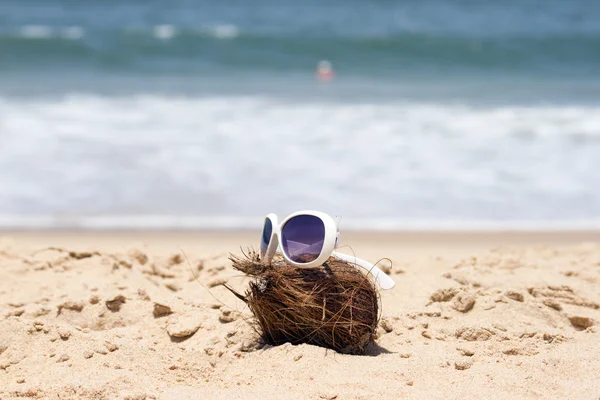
left=281, top=215, right=325, bottom=263
left=261, top=218, right=272, bottom=251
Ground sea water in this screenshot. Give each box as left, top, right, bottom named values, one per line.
left=0, top=0, right=599, bottom=230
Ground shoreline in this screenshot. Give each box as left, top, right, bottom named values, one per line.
left=3, top=228, right=600, bottom=241
left=3, top=216, right=600, bottom=233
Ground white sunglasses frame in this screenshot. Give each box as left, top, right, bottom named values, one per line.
left=260, top=210, right=395, bottom=290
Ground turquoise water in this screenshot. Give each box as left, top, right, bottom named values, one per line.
left=0, top=0, right=599, bottom=229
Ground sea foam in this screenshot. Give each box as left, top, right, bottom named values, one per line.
left=0, top=94, right=599, bottom=227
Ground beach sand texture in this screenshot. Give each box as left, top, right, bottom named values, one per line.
left=1, top=231, right=599, bottom=399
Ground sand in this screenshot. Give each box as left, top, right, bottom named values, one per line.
left=1, top=230, right=599, bottom=399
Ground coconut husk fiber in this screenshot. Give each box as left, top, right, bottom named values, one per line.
left=226, top=250, right=380, bottom=355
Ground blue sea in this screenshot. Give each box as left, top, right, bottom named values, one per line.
left=1, top=0, right=599, bottom=230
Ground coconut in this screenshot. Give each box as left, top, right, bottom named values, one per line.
left=225, top=250, right=379, bottom=355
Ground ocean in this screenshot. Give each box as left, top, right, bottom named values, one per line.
left=1, top=0, right=599, bottom=230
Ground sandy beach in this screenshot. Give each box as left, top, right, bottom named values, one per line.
left=1, top=230, right=599, bottom=399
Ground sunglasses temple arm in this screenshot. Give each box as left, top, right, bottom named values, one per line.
left=331, top=251, right=396, bottom=290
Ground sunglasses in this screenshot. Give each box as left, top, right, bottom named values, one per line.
left=260, top=210, right=395, bottom=290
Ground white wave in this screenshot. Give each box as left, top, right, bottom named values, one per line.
left=153, top=24, right=176, bottom=40
left=203, top=24, right=239, bottom=39
left=16, top=25, right=84, bottom=40
left=19, top=25, right=53, bottom=39
left=0, top=94, right=599, bottom=224
left=61, top=26, right=85, bottom=40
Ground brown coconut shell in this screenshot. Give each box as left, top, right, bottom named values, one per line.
left=226, top=250, right=379, bottom=355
